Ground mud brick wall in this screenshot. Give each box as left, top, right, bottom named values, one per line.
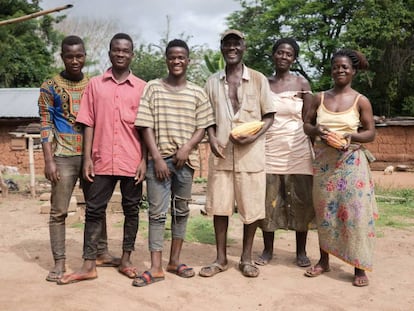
left=0, top=122, right=45, bottom=175
left=364, top=125, right=414, bottom=170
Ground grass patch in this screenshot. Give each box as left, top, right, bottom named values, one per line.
left=193, top=177, right=207, bottom=184
left=134, top=213, right=232, bottom=245
left=70, top=222, right=84, bottom=229
left=376, top=188, right=414, bottom=230
left=185, top=215, right=216, bottom=244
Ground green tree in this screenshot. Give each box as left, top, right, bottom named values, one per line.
left=344, top=0, right=414, bottom=116
left=204, top=51, right=224, bottom=74
left=227, top=0, right=414, bottom=116
left=131, top=43, right=167, bottom=82
left=0, top=0, right=61, bottom=87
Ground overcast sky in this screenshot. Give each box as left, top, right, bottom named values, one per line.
left=40, top=0, right=241, bottom=49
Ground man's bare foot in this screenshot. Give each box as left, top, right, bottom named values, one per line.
left=96, top=253, right=121, bottom=267
left=57, top=270, right=97, bottom=285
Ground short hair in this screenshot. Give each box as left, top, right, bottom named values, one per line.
left=331, top=49, right=369, bottom=71
left=109, top=33, right=134, bottom=51
left=165, top=39, right=190, bottom=56
left=272, top=38, right=299, bottom=58
left=61, top=35, right=85, bottom=52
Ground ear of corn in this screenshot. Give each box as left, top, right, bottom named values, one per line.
left=230, top=121, right=265, bottom=138
left=326, top=131, right=348, bottom=150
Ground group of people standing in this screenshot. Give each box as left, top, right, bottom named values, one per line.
left=38, top=29, right=377, bottom=289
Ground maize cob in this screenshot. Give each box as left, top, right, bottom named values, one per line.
left=231, top=121, right=264, bottom=138
left=326, top=131, right=348, bottom=150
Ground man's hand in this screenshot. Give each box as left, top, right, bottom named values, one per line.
left=209, top=135, right=226, bottom=159
left=135, top=160, right=146, bottom=185
left=174, top=145, right=191, bottom=169
left=82, top=158, right=95, bottom=182
left=154, top=158, right=170, bottom=181
left=44, top=159, right=60, bottom=184
left=229, top=133, right=257, bottom=145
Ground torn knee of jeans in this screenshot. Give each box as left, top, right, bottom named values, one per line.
left=149, top=212, right=167, bottom=222
left=171, top=195, right=191, bottom=217
left=172, top=194, right=191, bottom=209
left=173, top=194, right=192, bottom=203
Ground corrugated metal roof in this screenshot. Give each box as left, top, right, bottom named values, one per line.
left=0, top=88, right=39, bottom=118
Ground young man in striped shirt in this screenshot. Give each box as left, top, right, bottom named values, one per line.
left=133, top=39, right=215, bottom=287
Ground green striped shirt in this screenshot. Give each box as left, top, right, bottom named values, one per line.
left=135, top=79, right=215, bottom=168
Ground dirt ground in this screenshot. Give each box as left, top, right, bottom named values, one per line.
left=0, top=171, right=413, bottom=311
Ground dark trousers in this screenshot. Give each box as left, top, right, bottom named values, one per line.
left=82, top=175, right=142, bottom=260
left=49, top=156, right=108, bottom=260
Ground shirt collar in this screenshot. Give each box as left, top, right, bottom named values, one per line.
left=103, top=68, right=135, bottom=86
left=219, top=64, right=250, bottom=81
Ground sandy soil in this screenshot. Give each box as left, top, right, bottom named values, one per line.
left=0, top=171, right=413, bottom=311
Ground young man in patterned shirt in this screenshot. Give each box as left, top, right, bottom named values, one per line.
left=39, top=35, right=118, bottom=283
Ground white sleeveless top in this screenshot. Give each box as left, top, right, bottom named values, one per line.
left=265, top=91, right=313, bottom=175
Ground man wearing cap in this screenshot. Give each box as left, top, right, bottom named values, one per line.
left=199, top=29, right=275, bottom=278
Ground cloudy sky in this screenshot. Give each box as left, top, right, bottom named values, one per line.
left=40, top=0, right=241, bottom=49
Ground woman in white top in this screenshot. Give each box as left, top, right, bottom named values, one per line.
left=256, top=38, right=315, bottom=268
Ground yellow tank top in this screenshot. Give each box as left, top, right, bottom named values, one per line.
left=316, top=92, right=361, bottom=135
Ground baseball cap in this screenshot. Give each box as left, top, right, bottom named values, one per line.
left=220, top=29, right=245, bottom=41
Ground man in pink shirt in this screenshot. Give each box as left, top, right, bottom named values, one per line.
left=58, top=33, right=147, bottom=285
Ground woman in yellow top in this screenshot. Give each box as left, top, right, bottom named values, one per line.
left=303, top=49, right=378, bottom=287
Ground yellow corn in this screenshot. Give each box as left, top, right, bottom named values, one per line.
left=231, top=121, right=264, bottom=138
left=326, top=131, right=348, bottom=150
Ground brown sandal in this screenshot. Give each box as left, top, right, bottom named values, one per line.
left=239, top=261, right=259, bottom=278
left=304, top=265, right=330, bottom=277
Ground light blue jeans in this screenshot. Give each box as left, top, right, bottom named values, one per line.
left=146, top=157, right=194, bottom=251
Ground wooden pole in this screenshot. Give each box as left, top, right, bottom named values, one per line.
left=0, top=4, right=73, bottom=27
left=28, top=136, right=36, bottom=198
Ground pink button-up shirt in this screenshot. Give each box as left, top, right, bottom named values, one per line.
left=76, top=68, right=146, bottom=177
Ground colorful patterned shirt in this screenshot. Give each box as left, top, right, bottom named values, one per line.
left=38, top=73, right=89, bottom=156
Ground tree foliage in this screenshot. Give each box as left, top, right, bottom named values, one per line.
left=227, top=0, right=414, bottom=116
left=0, top=0, right=61, bottom=87
left=131, top=43, right=167, bottom=82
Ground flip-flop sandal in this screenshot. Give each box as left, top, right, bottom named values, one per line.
left=57, top=272, right=97, bottom=285
left=296, top=255, right=312, bottom=267
left=199, top=262, right=228, bottom=277
left=45, top=270, right=65, bottom=282
left=118, top=266, right=138, bottom=279
left=132, top=271, right=165, bottom=287
left=167, top=264, right=195, bottom=278
left=255, top=256, right=272, bottom=266
left=239, top=261, right=260, bottom=278
left=352, top=275, right=369, bottom=287
left=304, top=265, right=331, bottom=277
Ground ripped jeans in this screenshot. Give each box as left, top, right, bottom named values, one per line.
left=146, top=157, right=194, bottom=251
